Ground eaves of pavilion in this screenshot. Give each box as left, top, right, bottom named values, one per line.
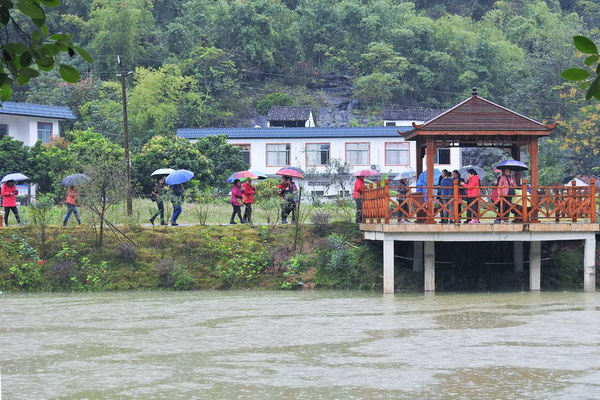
left=401, top=89, right=557, bottom=190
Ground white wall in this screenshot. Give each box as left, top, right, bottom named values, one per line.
left=0, top=114, right=61, bottom=146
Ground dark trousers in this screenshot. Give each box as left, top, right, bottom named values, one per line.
left=243, top=203, right=252, bottom=222
left=282, top=200, right=296, bottom=222
left=150, top=201, right=164, bottom=224
left=64, top=203, right=81, bottom=225
left=466, top=198, right=478, bottom=221
left=4, top=206, right=20, bottom=225
left=231, top=205, right=243, bottom=222
left=171, top=203, right=182, bottom=223
left=355, top=198, right=362, bottom=223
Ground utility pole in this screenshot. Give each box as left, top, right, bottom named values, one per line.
left=117, top=55, right=133, bottom=216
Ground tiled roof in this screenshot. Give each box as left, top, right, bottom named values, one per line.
left=0, top=101, right=76, bottom=119
left=383, top=108, right=443, bottom=121
left=267, top=106, right=312, bottom=121
left=178, top=126, right=412, bottom=140
left=407, top=96, right=552, bottom=133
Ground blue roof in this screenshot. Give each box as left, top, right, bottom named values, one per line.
left=0, top=101, right=76, bottom=119
left=177, top=126, right=412, bottom=139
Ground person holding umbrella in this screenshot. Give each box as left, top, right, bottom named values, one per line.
left=165, top=169, right=194, bottom=226
left=1, top=179, right=23, bottom=226
left=496, top=167, right=517, bottom=223
left=278, top=175, right=297, bottom=224
left=241, top=178, right=255, bottom=223
left=63, top=186, right=82, bottom=226
left=149, top=176, right=167, bottom=226
left=353, top=174, right=365, bottom=223
left=230, top=179, right=245, bottom=224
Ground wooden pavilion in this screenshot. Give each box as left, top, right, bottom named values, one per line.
left=361, top=89, right=597, bottom=293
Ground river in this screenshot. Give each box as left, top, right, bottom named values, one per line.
left=1, top=291, right=599, bottom=399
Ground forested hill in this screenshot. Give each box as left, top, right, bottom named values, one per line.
left=11, top=0, right=600, bottom=176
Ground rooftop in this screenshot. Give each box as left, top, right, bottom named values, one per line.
left=267, top=106, right=312, bottom=121
left=0, top=101, right=76, bottom=119
left=178, top=126, right=412, bottom=140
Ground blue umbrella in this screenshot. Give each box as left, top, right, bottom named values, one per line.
left=497, top=160, right=528, bottom=171
left=165, top=169, right=194, bottom=185
left=393, top=169, right=417, bottom=181
left=60, top=173, right=90, bottom=186
left=416, top=169, right=441, bottom=192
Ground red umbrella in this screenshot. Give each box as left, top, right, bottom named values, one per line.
left=353, top=169, right=381, bottom=177
left=276, top=167, right=305, bottom=179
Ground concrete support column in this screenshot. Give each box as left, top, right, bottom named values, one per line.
left=513, top=242, right=524, bottom=273
left=383, top=239, right=395, bottom=294
left=413, top=241, right=423, bottom=272
left=530, top=241, right=541, bottom=292
left=424, top=241, right=435, bottom=292
left=583, top=236, right=596, bottom=292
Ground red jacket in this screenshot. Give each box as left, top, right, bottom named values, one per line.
left=242, top=182, right=255, bottom=204
left=463, top=175, right=480, bottom=197
left=1, top=183, right=18, bottom=207
left=66, top=187, right=79, bottom=205
left=353, top=178, right=364, bottom=199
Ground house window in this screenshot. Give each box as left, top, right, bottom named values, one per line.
left=0, top=124, right=7, bottom=137
left=346, top=143, right=370, bottom=166
left=266, top=143, right=290, bottom=166
left=385, top=142, right=409, bottom=165
left=435, top=148, right=451, bottom=164
left=306, top=143, right=330, bottom=166
left=37, top=122, right=52, bottom=143
left=232, top=144, right=251, bottom=165
left=385, top=122, right=396, bottom=126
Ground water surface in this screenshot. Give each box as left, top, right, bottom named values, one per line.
left=2, top=291, right=599, bottom=399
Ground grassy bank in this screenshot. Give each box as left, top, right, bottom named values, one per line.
left=0, top=221, right=384, bottom=293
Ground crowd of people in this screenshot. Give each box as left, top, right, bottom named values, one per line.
left=352, top=166, right=520, bottom=224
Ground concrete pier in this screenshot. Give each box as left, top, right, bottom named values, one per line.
left=362, top=222, right=598, bottom=293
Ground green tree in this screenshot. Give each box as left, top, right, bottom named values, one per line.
left=256, top=92, right=293, bottom=115
left=0, top=0, right=91, bottom=101
left=0, top=136, right=30, bottom=178
left=194, top=135, right=249, bottom=190
left=132, top=135, right=211, bottom=194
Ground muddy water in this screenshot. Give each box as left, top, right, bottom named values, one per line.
left=1, top=291, right=599, bottom=399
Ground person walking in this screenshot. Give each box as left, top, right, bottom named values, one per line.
left=353, top=175, right=365, bottom=223
left=1, top=180, right=22, bottom=226
left=170, top=183, right=184, bottom=226
left=278, top=175, right=297, bottom=224
left=496, top=168, right=516, bottom=223
left=461, top=169, right=480, bottom=223
left=63, top=185, right=82, bottom=226
left=149, top=176, right=167, bottom=226
left=230, top=179, right=244, bottom=224
left=241, top=179, right=255, bottom=223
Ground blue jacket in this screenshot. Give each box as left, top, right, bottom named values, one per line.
left=440, top=177, right=454, bottom=197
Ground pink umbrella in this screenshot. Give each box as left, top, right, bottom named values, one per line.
left=276, top=168, right=304, bottom=179
left=353, top=169, right=381, bottom=177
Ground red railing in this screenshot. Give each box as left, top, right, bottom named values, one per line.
left=362, top=179, right=597, bottom=224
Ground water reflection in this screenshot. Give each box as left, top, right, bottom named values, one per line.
left=1, top=291, right=599, bottom=399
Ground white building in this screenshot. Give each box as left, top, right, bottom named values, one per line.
left=177, top=125, right=462, bottom=197
left=0, top=101, right=76, bottom=146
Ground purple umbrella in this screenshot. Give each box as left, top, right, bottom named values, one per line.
left=497, top=160, right=528, bottom=171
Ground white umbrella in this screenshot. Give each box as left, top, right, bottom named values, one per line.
left=1, top=173, right=29, bottom=183
left=151, top=168, right=176, bottom=177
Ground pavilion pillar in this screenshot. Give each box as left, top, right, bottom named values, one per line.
left=425, top=137, right=436, bottom=224
left=528, top=138, right=539, bottom=187
left=513, top=241, right=524, bottom=273
left=529, top=241, right=541, bottom=292
left=424, top=241, right=435, bottom=292
left=511, top=144, right=522, bottom=183
left=383, top=238, right=395, bottom=294
left=413, top=241, right=423, bottom=272
left=584, top=236, right=596, bottom=292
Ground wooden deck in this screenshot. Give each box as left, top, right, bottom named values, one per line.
left=360, top=181, right=598, bottom=294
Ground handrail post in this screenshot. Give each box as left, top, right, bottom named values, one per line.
left=571, top=181, right=577, bottom=223
left=590, top=179, right=596, bottom=223
left=453, top=179, right=459, bottom=223
left=384, top=179, right=390, bottom=224
left=522, top=179, right=528, bottom=223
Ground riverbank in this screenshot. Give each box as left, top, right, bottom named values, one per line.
left=0, top=222, right=593, bottom=293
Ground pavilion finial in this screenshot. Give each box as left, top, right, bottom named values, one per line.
left=472, top=87, right=478, bottom=96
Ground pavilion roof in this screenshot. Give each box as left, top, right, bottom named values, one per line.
left=402, top=94, right=555, bottom=142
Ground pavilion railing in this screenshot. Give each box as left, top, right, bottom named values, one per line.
left=362, top=179, right=597, bottom=224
